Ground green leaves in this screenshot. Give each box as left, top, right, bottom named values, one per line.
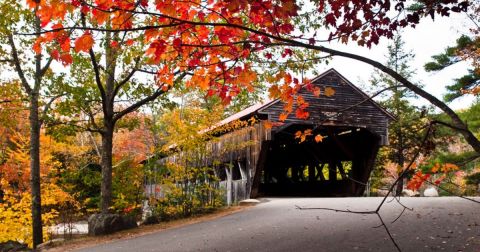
left=424, top=35, right=479, bottom=102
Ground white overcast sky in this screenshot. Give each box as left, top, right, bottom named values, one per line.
left=315, top=12, right=475, bottom=110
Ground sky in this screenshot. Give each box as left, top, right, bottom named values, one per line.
left=314, top=11, right=476, bottom=111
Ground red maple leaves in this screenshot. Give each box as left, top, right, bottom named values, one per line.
left=28, top=0, right=470, bottom=116
left=318, top=0, right=470, bottom=47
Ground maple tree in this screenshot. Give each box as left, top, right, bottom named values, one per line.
left=0, top=116, right=82, bottom=247
left=26, top=0, right=480, bottom=155
left=10, top=0, right=480, bottom=243
left=0, top=1, right=70, bottom=244
left=0, top=179, right=78, bottom=248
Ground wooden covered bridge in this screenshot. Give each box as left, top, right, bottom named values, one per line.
left=150, top=69, right=393, bottom=203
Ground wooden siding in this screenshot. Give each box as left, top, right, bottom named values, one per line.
left=259, top=69, right=391, bottom=145
left=155, top=121, right=271, bottom=203
left=151, top=69, right=391, bottom=199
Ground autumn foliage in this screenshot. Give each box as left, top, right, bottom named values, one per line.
left=406, top=163, right=459, bottom=191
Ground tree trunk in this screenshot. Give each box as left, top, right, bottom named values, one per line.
left=100, top=124, right=114, bottom=214
left=29, top=93, right=43, bottom=248
left=395, top=155, right=405, bottom=196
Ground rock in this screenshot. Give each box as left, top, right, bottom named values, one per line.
left=376, top=188, right=390, bottom=197
left=36, top=238, right=65, bottom=251
left=0, top=241, right=29, bottom=252
left=88, top=213, right=138, bottom=236
left=239, top=199, right=261, bottom=206
left=423, top=186, right=439, bottom=197
left=402, top=189, right=420, bottom=197
left=141, top=215, right=160, bottom=225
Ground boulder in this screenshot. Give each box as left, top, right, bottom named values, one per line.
left=423, top=186, right=439, bottom=197
left=239, top=199, right=261, bottom=206
left=88, top=213, right=137, bottom=236
left=0, top=241, right=29, bottom=252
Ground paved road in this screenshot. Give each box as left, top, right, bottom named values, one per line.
left=78, top=197, right=480, bottom=252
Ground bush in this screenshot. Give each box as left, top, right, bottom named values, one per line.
left=0, top=179, right=79, bottom=248
left=148, top=165, right=224, bottom=221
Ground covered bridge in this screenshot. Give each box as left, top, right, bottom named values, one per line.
left=153, top=68, right=393, bottom=203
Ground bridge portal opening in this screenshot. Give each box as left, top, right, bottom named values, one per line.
left=257, top=125, right=380, bottom=197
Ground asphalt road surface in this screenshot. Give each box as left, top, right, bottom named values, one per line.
left=77, top=197, right=480, bottom=252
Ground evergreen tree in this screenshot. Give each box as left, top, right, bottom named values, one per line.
left=370, top=34, right=427, bottom=196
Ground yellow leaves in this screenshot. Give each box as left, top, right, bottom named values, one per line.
left=0, top=179, right=79, bottom=248
left=74, top=32, right=94, bottom=53
left=279, top=113, right=288, bottom=122
left=324, top=86, right=336, bottom=97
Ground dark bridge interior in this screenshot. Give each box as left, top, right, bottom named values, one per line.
left=258, top=124, right=380, bottom=197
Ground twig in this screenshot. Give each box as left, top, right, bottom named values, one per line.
left=423, top=180, right=480, bottom=204
left=376, top=213, right=401, bottom=252
left=295, top=205, right=375, bottom=215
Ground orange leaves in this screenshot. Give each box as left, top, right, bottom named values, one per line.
left=279, top=113, right=288, bottom=122
left=295, top=108, right=309, bottom=119
left=233, top=66, right=257, bottom=86
left=187, top=68, right=211, bottom=91
left=157, top=65, right=174, bottom=89
left=35, top=0, right=72, bottom=27
left=111, top=10, right=134, bottom=29
left=263, top=120, right=284, bottom=130
left=406, top=162, right=461, bottom=191
left=324, top=86, right=336, bottom=97
left=294, top=130, right=324, bottom=143
left=268, top=85, right=282, bottom=99
left=91, top=8, right=110, bottom=25
left=74, top=32, right=94, bottom=53
left=314, top=134, right=324, bottom=143
left=407, top=171, right=431, bottom=191
left=295, top=129, right=312, bottom=143
left=295, top=95, right=309, bottom=119
left=33, top=38, right=43, bottom=54
left=430, top=163, right=459, bottom=173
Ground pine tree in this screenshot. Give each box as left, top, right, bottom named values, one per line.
left=371, top=34, right=427, bottom=196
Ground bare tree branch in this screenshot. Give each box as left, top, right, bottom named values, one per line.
left=113, top=71, right=188, bottom=122
left=112, top=58, right=140, bottom=98
left=40, top=93, right=67, bottom=124
left=7, top=33, right=32, bottom=94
